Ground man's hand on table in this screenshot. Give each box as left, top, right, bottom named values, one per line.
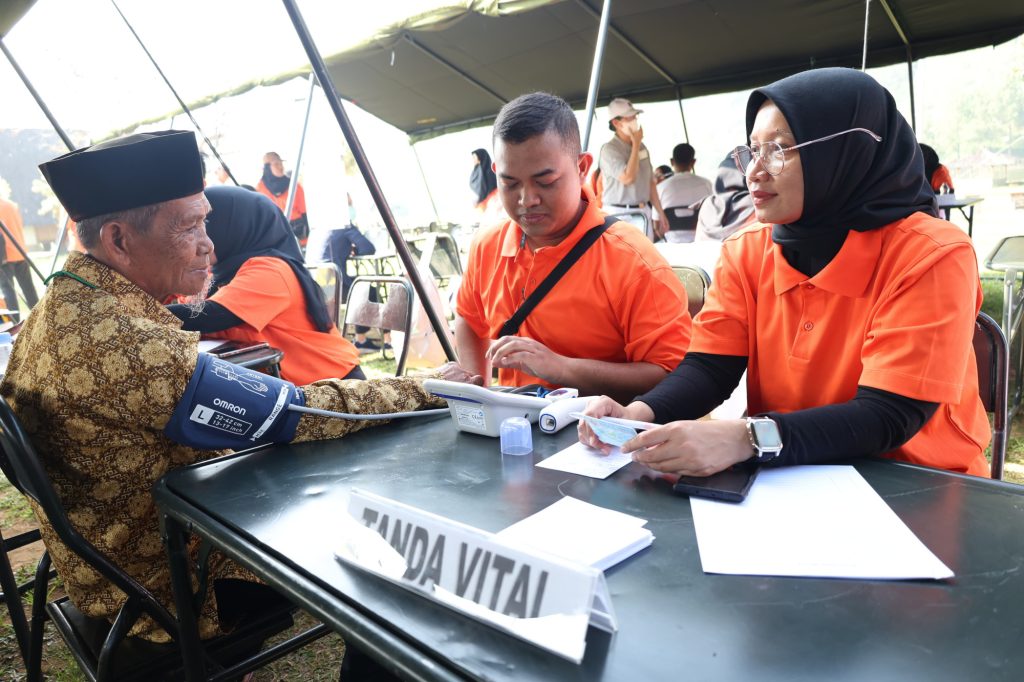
left=437, top=361, right=485, bottom=386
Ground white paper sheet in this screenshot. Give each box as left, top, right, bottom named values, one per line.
left=496, top=496, right=653, bottom=571
left=690, top=465, right=954, bottom=580
left=197, top=340, right=227, bottom=354
left=536, top=441, right=633, bottom=479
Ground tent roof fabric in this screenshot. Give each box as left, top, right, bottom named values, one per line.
left=307, top=0, right=1024, bottom=140
left=0, top=0, right=36, bottom=38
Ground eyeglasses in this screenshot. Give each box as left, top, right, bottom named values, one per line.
left=732, top=127, right=882, bottom=176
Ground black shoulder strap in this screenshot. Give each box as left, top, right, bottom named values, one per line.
left=499, top=215, right=617, bottom=338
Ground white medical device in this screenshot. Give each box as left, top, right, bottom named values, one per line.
left=423, top=380, right=593, bottom=437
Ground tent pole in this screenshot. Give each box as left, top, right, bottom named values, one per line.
left=676, top=88, right=689, bottom=143
left=0, top=37, right=78, bottom=278
left=109, top=0, right=240, bottom=186
left=281, top=0, right=457, bottom=362
left=0, top=39, right=74, bottom=151
left=0, top=219, right=46, bottom=284
left=905, top=46, right=917, bottom=132
left=410, top=141, right=442, bottom=226
left=285, top=73, right=316, bottom=227
left=581, top=0, right=612, bottom=152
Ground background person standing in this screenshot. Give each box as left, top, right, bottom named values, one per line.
left=598, top=98, right=669, bottom=240
left=0, top=193, right=39, bottom=318
left=256, top=151, right=310, bottom=248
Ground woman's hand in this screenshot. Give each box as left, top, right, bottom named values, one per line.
left=577, top=397, right=655, bottom=453
left=623, top=419, right=753, bottom=477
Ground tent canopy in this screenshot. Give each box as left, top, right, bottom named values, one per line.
left=229, top=0, right=1024, bottom=141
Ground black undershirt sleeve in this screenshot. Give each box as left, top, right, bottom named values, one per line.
left=636, top=352, right=747, bottom=423
left=167, top=302, right=245, bottom=333
left=634, top=352, right=939, bottom=464
left=767, top=387, right=939, bottom=466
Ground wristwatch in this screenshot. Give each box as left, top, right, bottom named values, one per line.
left=746, top=416, right=782, bottom=463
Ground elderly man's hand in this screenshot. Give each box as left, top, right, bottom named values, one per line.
left=437, top=361, right=484, bottom=386
left=486, top=336, right=566, bottom=385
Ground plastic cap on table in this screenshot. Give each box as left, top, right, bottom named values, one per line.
left=500, top=417, right=533, bottom=456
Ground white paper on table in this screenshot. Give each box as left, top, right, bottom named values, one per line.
left=536, top=441, right=633, bottom=479
left=198, top=340, right=227, bottom=354
left=496, top=496, right=653, bottom=571
left=690, top=465, right=954, bottom=580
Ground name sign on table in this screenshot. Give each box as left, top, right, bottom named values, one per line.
left=336, top=489, right=617, bottom=663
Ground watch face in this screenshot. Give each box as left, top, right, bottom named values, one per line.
left=752, top=419, right=782, bottom=449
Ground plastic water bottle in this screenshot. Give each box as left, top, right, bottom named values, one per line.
left=0, top=332, right=12, bottom=373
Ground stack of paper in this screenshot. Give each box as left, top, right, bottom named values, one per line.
left=496, top=496, right=653, bottom=571
left=690, top=465, right=954, bottom=580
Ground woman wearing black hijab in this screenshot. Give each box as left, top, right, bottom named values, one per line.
left=168, top=185, right=364, bottom=383
left=469, top=148, right=498, bottom=210
left=581, top=68, right=989, bottom=477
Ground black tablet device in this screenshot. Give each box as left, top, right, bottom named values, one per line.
left=673, top=463, right=759, bottom=503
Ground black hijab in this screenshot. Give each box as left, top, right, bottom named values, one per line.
left=205, top=185, right=333, bottom=332
left=696, top=152, right=754, bottom=241
left=469, top=148, right=498, bottom=205
left=745, top=68, right=936, bottom=275
left=919, top=144, right=940, bottom=185
left=261, top=163, right=291, bottom=196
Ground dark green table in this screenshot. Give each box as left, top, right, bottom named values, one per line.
left=153, top=416, right=1024, bottom=681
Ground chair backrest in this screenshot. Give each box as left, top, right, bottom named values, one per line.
left=664, top=205, right=699, bottom=235
left=0, top=397, right=179, bottom=634
left=973, top=312, right=1008, bottom=480
left=305, top=262, right=342, bottom=328
left=671, top=265, right=712, bottom=318
left=343, top=276, right=415, bottom=375
left=607, top=210, right=649, bottom=238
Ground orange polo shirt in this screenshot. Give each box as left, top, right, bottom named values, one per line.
left=0, top=199, right=27, bottom=262
left=457, top=190, right=691, bottom=389
left=930, top=165, right=955, bottom=193
left=256, top=180, right=306, bottom=222
left=207, top=257, right=359, bottom=385
left=691, top=214, right=989, bottom=476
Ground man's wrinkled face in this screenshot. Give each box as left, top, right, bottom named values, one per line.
left=493, top=129, right=591, bottom=247
left=127, top=192, right=213, bottom=300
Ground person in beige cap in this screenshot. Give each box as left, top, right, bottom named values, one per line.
left=598, top=97, right=669, bottom=239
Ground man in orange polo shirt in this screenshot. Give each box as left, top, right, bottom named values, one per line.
left=455, top=92, right=691, bottom=403
left=581, top=68, right=988, bottom=477
left=0, top=194, right=39, bottom=317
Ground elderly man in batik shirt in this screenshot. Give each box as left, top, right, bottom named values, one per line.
left=0, top=131, right=475, bottom=646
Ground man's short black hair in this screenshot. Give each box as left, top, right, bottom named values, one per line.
left=493, top=92, right=581, bottom=158
left=672, top=143, right=696, bottom=167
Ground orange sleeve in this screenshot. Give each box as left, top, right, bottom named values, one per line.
left=292, top=184, right=306, bottom=218
left=931, top=165, right=954, bottom=193
left=615, top=265, right=691, bottom=371
left=209, top=258, right=292, bottom=332
left=859, top=243, right=980, bottom=403
left=687, top=237, right=754, bottom=357
left=454, top=233, right=492, bottom=340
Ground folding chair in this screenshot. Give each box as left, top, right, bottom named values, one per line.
left=305, top=262, right=343, bottom=329
left=671, top=265, right=712, bottom=318
left=974, top=312, right=1009, bottom=480
left=606, top=210, right=650, bottom=239
left=0, top=521, right=53, bottom=682
left=0, top=396, right=329, bottom=681
left=663, top=205, right=699, bottom=243
left=343, top=275, right=415, bottom=375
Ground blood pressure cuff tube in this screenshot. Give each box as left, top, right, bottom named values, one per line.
left=164, top=353, right=305, bottom=450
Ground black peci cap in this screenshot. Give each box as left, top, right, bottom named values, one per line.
left=38, top=130, right=204, bottom=221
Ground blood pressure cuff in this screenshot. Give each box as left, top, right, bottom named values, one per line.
left=164, top=352, right=305, bottom=450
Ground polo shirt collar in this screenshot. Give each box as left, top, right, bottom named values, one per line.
left=499, top=188, right=605, bottom=259
left=773, top=228, right=882, bottom=297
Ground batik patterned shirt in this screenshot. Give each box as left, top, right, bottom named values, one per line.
left=0, top=251, right=441, bottom=641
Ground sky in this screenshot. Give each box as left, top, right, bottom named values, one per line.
left=3, top=0, right=1021, bottom=242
